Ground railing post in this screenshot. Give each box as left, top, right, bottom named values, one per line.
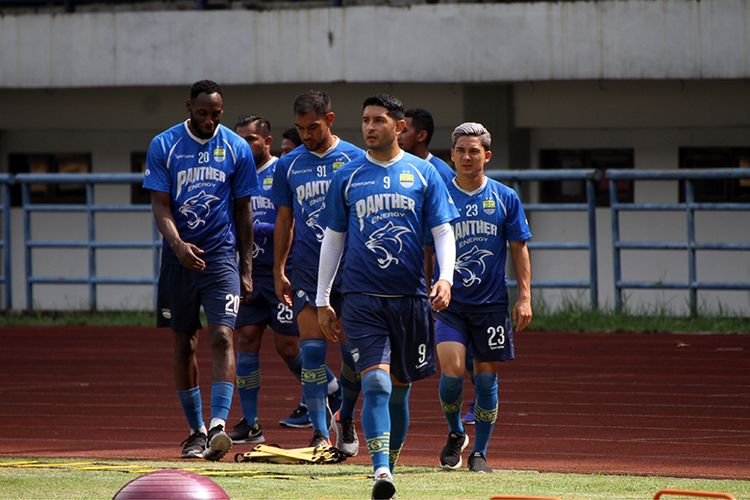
left=609, top=177, right=622, bottom=312
left=87, top=182, right=96, bottom=311
left=685, top=179, right=697, bottom=316
left=22, top=183, right=32, bottom=310
left=586, top=175, right=598, bottom=309
left=1, top=179, right=10, bottom=310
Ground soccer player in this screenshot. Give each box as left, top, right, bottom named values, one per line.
left=398, top=108, right=455, bottom=185
left=435, top=122, right=532, bottom=473
left=316, top=94, right=458, bottom=500
left=279, top=127, right=302, bottom=156
left=143, top=80, right=258, bottom=461
left=272, top=90, right=364, bottom=454
left=226, top=115, right=306, bottom=443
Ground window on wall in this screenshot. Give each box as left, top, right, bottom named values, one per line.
left=131, top=152, right=150, bottom=205
left=678, top=148, right=750, bottom=203
left=8, top=153, right=91, bottom=206
left=539, top=149, right=634, bottom=207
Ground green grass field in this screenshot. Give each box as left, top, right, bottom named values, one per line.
left=1, top=459, right=748, bottom=499
left=1, top=307, right=748, bottom=333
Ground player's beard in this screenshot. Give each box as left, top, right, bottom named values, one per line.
left=253, top=152, right=265, bottom=167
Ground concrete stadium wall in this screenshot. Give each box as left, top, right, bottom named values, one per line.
left=2, top=0, right=750, bottom=87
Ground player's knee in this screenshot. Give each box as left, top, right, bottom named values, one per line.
left=276, top=341, right=299, bottom=364
left=362, top=369, right=392, bottom=399
left=209, top=327, right=233, bottom=352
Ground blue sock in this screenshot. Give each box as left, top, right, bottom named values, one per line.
left=236, top=352, right=260, bottom=424
left=439, top=374, right=465, bottom=434
left=286, top=352, right=303, bottom=378
left=338, top=343, right=361, bottom=420
left=286, top=353, right=306, bottom=407
left=210, top=381, right=234, bottom=424
left=473, top=373, right=498, bottom=454
left=177, top=386, right=204, bottom=432
left=301, top=338, right=329, bottom=437
left=388, top=384, right=411, bottom=473
left=361, top=369, right=392, bottom=473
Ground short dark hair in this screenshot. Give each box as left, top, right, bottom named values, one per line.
left=281, top=127, right=302, bottom=147
left=235, top=115, right=271, bottom=137
left=405, top=108, right=435, bottom=145
left=293, top=90, right=331, bottom=116
left=190, top=80, right=223, bottom=100
left=362, top=93, right=405, bottom=121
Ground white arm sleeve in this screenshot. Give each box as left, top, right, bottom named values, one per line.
left=316, top=228, right=346, bottom=307
left=431, top=222, right=456, bottom=285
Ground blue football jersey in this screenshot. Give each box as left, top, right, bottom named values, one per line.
left=144, top=121, right=258, bottom=263
left=427, top=153, right=455, bottom=186
left=271, top=138, right=364, bottom=289
left=323, top=151, right=459, bottom=296
left=251, top=156, right=281, bottom=276
left=445, top=177, right=531, bottom=306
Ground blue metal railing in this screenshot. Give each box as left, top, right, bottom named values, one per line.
left=0, top=174, right=11, bottom=310
left=15, top=173, right=161, bottom=311
left=485, top=169, right=599, bottom=309
left=608, top=168, right=750, bottom=315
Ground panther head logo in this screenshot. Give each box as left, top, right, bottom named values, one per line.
left=252, top=238, right=266, bottom=259
left=365, top=221, right=411, bottom=269
left=305, top=205, right=325, bottom=242
left=455, top=245, right=494, bottom=287
left=178, top=190, right=221, bottom=230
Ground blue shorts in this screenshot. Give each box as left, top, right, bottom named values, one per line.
left=292, top=288, right=342, bottom=318
left=236, top=275, right=298, bottom=336
left=342, top=293, right=435, bottom=383
left=156, top=256, right=240, bottom=332
left=434, top=302, right=515, bottom=362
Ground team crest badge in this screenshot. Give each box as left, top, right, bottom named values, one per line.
left=213, top=147, right=226, bottom=162
left=399, top=172, right=414, bottom=188
left=333, top=161, right=344, bottom=171
left=483, top=199, right=496, bottom=215
left=262, top=177, right=273, bottom=191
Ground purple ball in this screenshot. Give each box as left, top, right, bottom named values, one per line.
left=113, top=469, right=230, bottom=500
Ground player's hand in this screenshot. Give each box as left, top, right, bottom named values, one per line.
left=175, top=241, right=206, bottom=271
left=317, top=306, right=343, bottom=343
left=274, top=273, right=293, bottom=307
left=429, top=279, right=451, bottom=312
left=240, top=269, right=253, bottom=303
left=512, top=296, right=532, bottom=332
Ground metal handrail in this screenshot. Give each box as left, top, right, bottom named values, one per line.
left=14, top=173, right=160, bottom=311
left=608, top=168, right=750, bottom=315
left=485, top=169, right=600, bottom=309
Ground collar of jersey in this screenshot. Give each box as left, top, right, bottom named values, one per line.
left=257, top=156, right=278, bottom=175
left=366, top=149, right=404, bottom=168
left=308, top=136, right=340, bottom=158
left=452, top=175, right=488, bottom=196
left=183, top=120, right=220, bottom=145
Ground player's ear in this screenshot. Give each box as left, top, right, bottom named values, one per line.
left=265, top=135, right=273, bottom=147
left=484, top=149, right=493, bottom=164
left=325, top=111, right=335, bottom=126
left=185, top=99, right=192, bottom=114
left=417, top=129, right=429, bottom=144
left=395, top=118, right=406, bottom=134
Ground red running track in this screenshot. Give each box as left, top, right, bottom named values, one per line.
left=0, top=326, right=748, bottom=479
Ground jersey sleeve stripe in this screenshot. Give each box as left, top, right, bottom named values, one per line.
left=165, top=138, right=182, bottom=171
left=412, top=165, right=429, bottom=192
left=492, top=191, right=508, bottom=216
left=222, top=139, right=237, bottom=164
